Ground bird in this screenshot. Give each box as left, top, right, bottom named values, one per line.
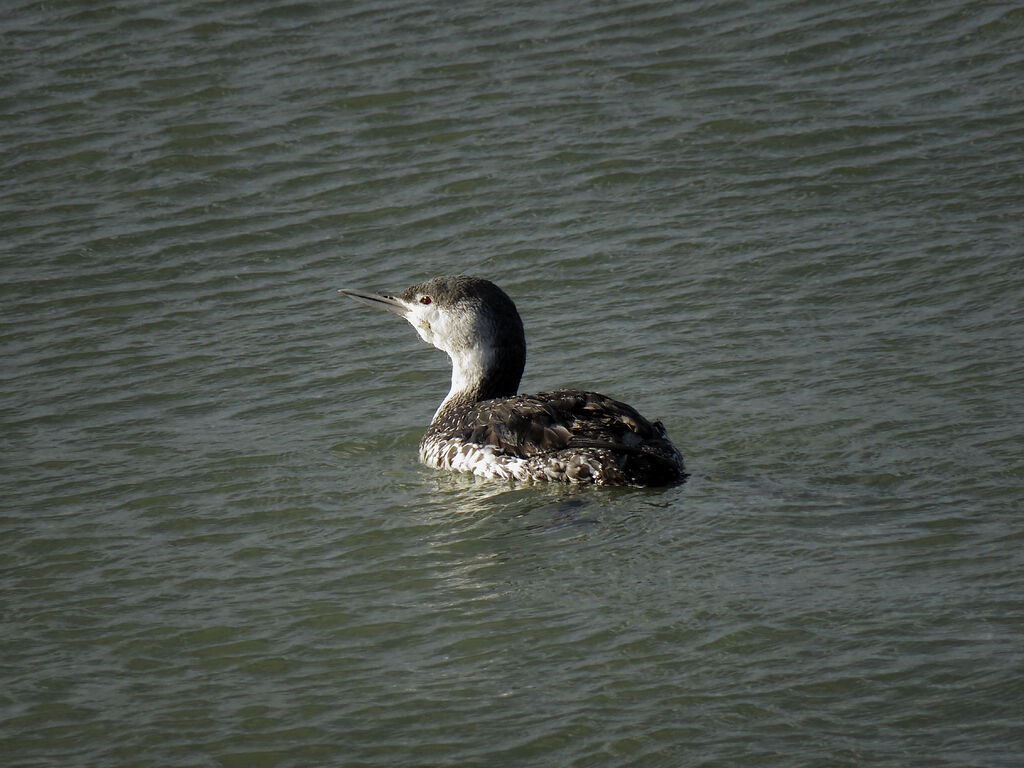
left=340, top=275, right=685, bottom=487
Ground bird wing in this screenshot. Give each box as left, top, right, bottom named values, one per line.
left=456, top=390, right=672, bottom=459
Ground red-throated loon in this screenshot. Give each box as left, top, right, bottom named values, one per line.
left=340, top=276, right=686, bottom=487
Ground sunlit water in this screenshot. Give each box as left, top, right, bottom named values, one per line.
left=3, top=0, right=1023, bottom=765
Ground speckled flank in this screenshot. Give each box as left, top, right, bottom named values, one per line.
left=420, top=433, right=673, bottom=486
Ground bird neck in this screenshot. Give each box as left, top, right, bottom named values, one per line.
left=433, top=342, right=524, bottom=421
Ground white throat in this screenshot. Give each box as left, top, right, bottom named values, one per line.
left=434, top=345, right=495, bottom=420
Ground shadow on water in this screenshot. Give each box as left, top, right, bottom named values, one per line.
left=408, top=468, right=692, bottom=550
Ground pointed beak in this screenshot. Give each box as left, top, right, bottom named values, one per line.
left=338, top=288, right=408, bottom=316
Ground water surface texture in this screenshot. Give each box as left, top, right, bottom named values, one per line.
left=3, top=0, right=1024, bottom=765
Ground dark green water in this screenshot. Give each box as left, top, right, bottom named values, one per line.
left=3, top=1, right=1023, bottom=765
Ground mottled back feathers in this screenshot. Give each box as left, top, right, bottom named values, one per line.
left=422, top=389, right=686, bottom=487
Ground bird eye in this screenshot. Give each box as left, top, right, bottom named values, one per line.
left=419, top=295, right=432, bottom=305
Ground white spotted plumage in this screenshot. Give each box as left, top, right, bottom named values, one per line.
left=419, top=432, right=608, bottom=484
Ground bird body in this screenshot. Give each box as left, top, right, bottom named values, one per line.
left=340, top=276, right=685, bottom=487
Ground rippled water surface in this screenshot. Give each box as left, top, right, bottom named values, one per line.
left=4, top=0, right=1024, bottom=765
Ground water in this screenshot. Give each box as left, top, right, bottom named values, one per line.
left=3, top=0, right=1023, bottom=765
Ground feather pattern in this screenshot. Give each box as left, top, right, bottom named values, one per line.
left=421, top=389, right=685, bottom=486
